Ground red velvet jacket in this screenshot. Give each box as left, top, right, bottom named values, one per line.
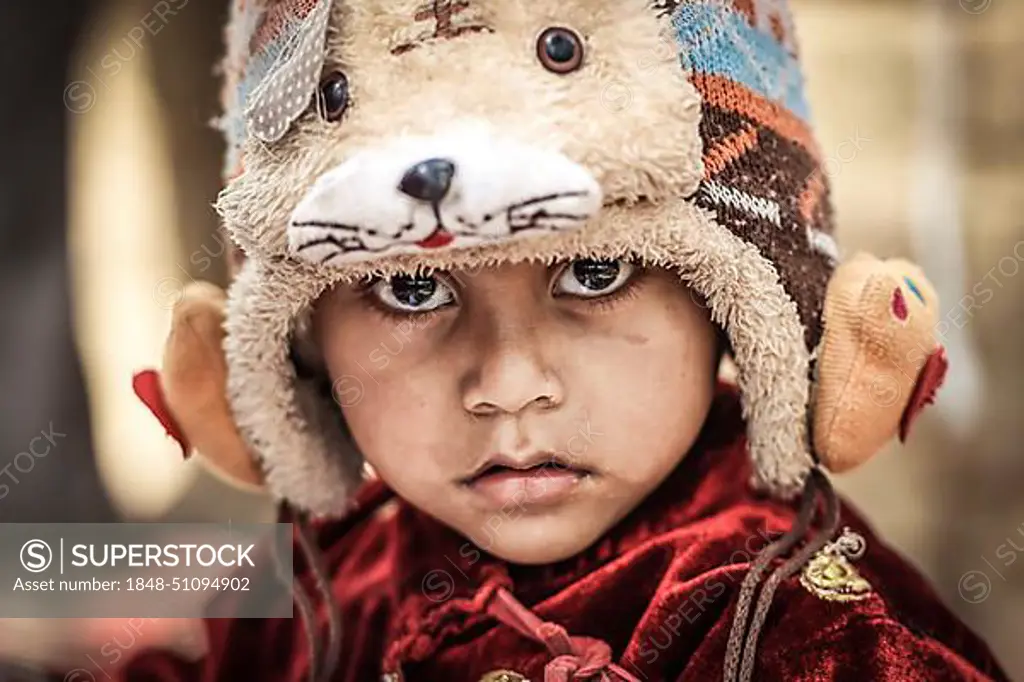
left=123, top=388, right=1008, bottom=681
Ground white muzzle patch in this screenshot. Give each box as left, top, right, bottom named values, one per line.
left=287, top=127, right=603, bottom=267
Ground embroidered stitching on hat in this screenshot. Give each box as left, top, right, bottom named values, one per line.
left=651, top=0, right=682, bottom=19
left=391, top=0, right=492, bottom=56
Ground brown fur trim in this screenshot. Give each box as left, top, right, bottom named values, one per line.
left=223, top=198, right=812, bottom=515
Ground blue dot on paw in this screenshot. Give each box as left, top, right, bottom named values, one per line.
left=903, top=276, right=925, bottom=303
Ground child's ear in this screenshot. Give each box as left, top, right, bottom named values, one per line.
left=135, top=281, right=266, bottom=492
left=812, top=253, right=948, bottom=473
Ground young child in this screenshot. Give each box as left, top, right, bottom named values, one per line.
left=126, top=0, right=1009, bottom=680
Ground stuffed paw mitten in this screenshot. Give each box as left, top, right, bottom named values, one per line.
left=812, top=253, right=948, bottom=473
left=133, top=281, right=264, bottom=490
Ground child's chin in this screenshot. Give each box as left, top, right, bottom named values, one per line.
left=460, top=511, right=613, bottom=566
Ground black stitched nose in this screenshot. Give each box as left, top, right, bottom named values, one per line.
left=398, top=158, right=456, bottom=203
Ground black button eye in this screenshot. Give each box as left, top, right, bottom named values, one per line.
left=317, top=71, right=350, bottom=122
left=537, top=27, right=584, bottom=74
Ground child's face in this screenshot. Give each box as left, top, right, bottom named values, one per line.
left=313, top=259, right=717, bottom=564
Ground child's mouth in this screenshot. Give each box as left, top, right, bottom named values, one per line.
left=461, top=455, right=591, bottom=507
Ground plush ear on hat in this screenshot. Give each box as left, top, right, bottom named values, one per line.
left=812, top=252, right=949, bottom=473
left=133, top=281, right=265, bottom=491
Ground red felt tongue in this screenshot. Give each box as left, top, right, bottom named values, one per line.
left=899, top=346, right=949, bottom=442
left=417, top=226, right=455, bottom=249
left=132, top=370, right=190, bottom=457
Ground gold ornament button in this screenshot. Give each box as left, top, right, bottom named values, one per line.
left=799, top=527, right=872, bottom=602
left=479, top=670, right=529, bottom=682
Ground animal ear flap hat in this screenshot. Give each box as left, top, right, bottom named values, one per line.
left=128, top=2, right=951, bottom=679
left=202, top=0, right=949, bottom=517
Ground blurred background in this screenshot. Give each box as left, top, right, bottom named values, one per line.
left=0, top=0, right=1020, bottom=678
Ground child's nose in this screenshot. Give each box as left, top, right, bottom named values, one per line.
left=461, top=336, right=565, bottom=418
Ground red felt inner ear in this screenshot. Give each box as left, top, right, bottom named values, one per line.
left=132, top=369, right=190, bottom=456
left=899, top=346, right=949, bottom=442
left=891, top=287, right=908, bottom=321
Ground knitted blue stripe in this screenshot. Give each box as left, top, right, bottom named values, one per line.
left=673, top=2, right=811, bottom=122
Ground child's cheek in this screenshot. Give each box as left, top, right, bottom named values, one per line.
left=559, top=297, right=716, bottom=486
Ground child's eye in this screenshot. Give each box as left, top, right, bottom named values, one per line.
left=553, top=258, right=635, bottom=298
left=370, top=274, right=455, bottom=313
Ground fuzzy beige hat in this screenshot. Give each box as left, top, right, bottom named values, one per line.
left=212, top=0, right=941, bottom=518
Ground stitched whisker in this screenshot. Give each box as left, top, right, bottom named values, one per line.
left=506, top=190, right=591, bottom=212
left=454, top=215, right=478, bottom=231
left=511, top=211, right=590, bottom=222
left=295, top=235, right=367, bottom=254
left=291, top=220, right=362, bottom=232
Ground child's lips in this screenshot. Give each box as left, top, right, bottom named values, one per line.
left=461, top=456, right=591, bottom=507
